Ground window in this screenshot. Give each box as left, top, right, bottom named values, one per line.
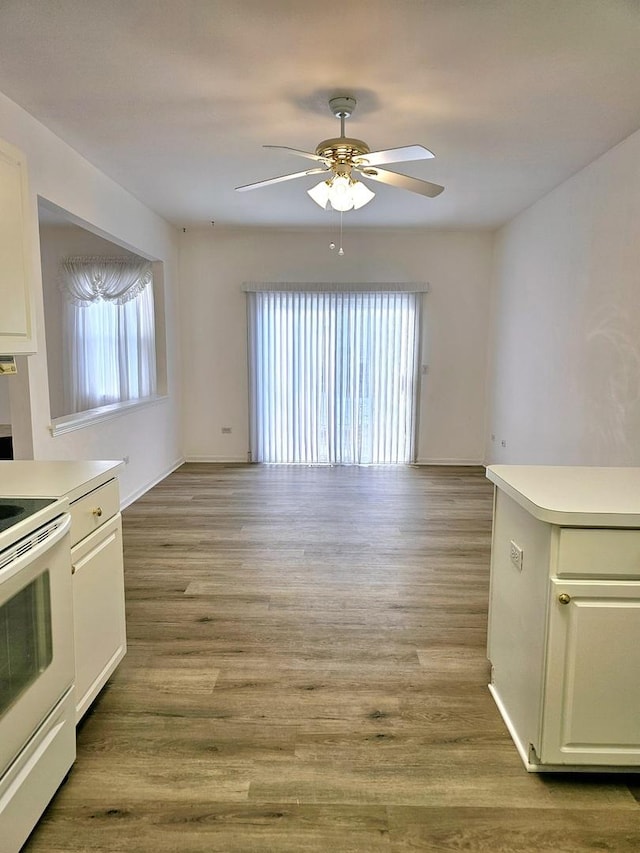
left=61, top=257, right=157, bottom=415
left=247, top=289, right=421, bottom=464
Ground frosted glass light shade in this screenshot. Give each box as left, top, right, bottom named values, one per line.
left=351, top=180, right=375, bottom=209
left=307, top=180, right=331, bottom=209
left=328, top=175, right=353, bottom=211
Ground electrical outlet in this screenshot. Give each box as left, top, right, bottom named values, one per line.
left=501, top=439, right=507, bottom=448
left=510, top=540, right=523, bottom=571
left=123, top=455, right=130, bottom=465
left=221, top=426, right=232, bottom=434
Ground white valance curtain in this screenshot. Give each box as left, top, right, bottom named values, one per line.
left=247, top=288, right=422, bottom=464
left=60, top=256, right=153, bottom=306
left=60, top=257, right=156, bottom=414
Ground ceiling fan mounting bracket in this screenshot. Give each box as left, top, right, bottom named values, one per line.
left=329, top=96, right=356, bottom=118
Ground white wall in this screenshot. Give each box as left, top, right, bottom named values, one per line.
left=0, top=91, right=183, bottom=504
left=179, top=227, right=494, bottom=464
left=486, top=127, right=640, bottom=465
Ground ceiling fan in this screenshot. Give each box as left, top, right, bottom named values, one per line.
left=235, top=95, right=444, bottom=212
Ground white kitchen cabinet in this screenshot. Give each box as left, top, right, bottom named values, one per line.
left=0, top=137, right=36, bottom=354
left=486, top=465, right=640, bottom=772
left=541, top=579, right=640, bottom=765
left=70, top=479, right=126, bottom=722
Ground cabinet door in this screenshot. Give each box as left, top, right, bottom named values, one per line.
left=0, top=137, right=35, bottom=354
left=72, top=513, right=126, bottom=722
left=539, top=579, right=640, bottom=765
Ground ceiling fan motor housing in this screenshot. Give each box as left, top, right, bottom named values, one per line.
left=315, top=137, right=371, bottom=173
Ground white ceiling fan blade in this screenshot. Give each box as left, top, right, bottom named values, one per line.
left=263, top=145, right=329, bottom=163
left=357, top=166, right=444, bottom=198
left=236, top=167, right=329, bottom=192
left=356, top=145, right=435, bottom=167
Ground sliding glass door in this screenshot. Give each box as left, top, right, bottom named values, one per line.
left=247, top=290, right=421, bottom=464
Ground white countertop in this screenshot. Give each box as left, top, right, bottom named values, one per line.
left=0, top=460, right=123, bottom=504
left=486, top=465, right=640, bottom=527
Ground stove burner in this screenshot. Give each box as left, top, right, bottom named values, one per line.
left=0, top=504, right=21, bottom=520
left=0, top=497, right=58, bottom=535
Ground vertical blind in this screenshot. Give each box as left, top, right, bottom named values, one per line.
left=247, top=290, right=421, bottom=464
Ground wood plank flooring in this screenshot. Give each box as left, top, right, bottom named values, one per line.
left=24, top=463, right=640, bottom=852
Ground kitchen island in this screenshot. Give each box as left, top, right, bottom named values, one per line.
left=486, top=465, right=640, bottom=772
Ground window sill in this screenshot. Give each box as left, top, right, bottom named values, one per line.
left=49, top=395, right=168, bottom=437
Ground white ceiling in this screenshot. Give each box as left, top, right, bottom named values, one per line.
left=1, top=0, right=640, bottom=230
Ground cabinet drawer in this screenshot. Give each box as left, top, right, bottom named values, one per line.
left=557, top=528, right=640, bottom=578
left=69, top=478, right=120, bottom=547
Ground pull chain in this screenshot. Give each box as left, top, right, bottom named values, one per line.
left=328, top=213, right=345, bottom=255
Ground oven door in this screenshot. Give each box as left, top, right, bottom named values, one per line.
left=0, top=514, right=74, bottom=776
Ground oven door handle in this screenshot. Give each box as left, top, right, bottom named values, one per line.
left=0, top=513, right=71, bottom=585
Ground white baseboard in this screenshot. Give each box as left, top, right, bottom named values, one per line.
left=414, top=458, right=484, bottom=466
left=120, top=456, right=185, bottom=508
left=183, top=456, right=484, bottom=467
left=184, top=454, right=250, bottom=463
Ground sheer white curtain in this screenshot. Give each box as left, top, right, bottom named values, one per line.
left=247, top=289, right=421, bottom=464
left=61, top=257, right=156, bottom=414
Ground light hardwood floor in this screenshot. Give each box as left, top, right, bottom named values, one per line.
left=25, top=463, right=640, bottom=852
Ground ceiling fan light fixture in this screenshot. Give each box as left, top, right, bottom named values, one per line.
left=308, top=175, right=376, bottom=213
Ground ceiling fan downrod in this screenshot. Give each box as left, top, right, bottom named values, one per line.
left=315, top=96, right=370, bottom=166
left=329, top=95, right=357, bottom=138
